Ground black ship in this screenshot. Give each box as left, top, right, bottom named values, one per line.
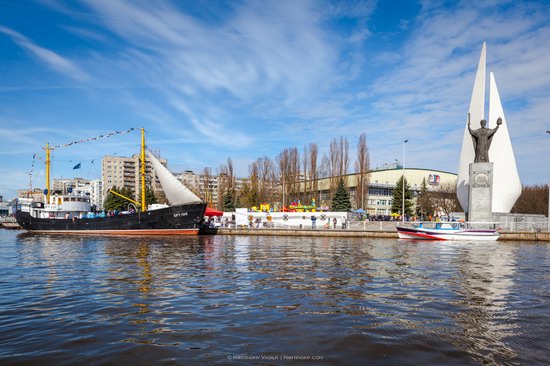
left=15, top=128, right=207, bottom=235
left=15, top=203, right=206, bottom=235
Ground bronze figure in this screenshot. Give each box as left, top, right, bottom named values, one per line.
left=468, top=113, right=502, bottom=163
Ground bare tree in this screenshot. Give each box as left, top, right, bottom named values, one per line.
left=217, top=157, right=235, bottom=210
left=319, top=153, right=330, bottom=179
left=302, top=145, right=309, bottom=203
left=511, top=184, right=549, bottom=215
left=329, top=136, right=349, bottom=200
left=246, top=161, right=260, bottom=207
left=275, top=147, right=302, bottom=208
left=290, top=147, right=300, bottom=200
left=202, top=167, right=212, bottom=206
left=354, top=133, right=370, bottom=209
left=255, top=156, right=276, bottom=205
left=308, top=143, right=319, bottom=204
left=431, top=181, right=460, bottom=217
left=276, top=149, right=290, bottom=209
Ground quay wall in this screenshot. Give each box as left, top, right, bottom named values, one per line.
left=216, top=228, right=550, bottom=241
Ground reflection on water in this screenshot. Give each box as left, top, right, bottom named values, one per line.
left=0, top=231, right=549, bottom=365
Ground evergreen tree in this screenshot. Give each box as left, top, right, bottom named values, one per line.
left=332, top=178, right=352, bottom=211
left=104, top=186, right=135, bottom=211
left=139, top=185, right=157, bottom=207
left=223, top=190, right=235, bottom=212
left=391, top=175, right=413, bottom=215
left=235, top=195, right=242, bottom=209
left=416, top=178, right=434, bottom=219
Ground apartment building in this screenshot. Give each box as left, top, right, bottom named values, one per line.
left=101, top=154, right=166, bottom=202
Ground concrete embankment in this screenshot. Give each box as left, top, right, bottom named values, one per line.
left=216, top=228, right=550, bottom=241
left=1, top=222, right=21, bottom=230
left=217, top=228, right=398, bottom=238
left=498, top=231, right=550, bottom=241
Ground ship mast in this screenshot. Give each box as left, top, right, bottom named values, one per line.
left=45, top=143, right=51, bottom=203
left=140, top=128, right=146, bottom=212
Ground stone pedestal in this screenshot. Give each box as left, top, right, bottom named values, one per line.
left=468, top=163, right=494, bottom=223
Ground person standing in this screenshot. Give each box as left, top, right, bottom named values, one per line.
left=311, top=215, right=317, bottom=229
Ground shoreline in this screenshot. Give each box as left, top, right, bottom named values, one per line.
left=214, top=228, right=550, bottom=241
left=3, top=225, right=549, bottom=241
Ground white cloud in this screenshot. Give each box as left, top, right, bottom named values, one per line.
left=1, top=0, right=548, bottom=200
left=363, top=1, right=550, bottom=184
left=0, top=26, right=88, bottom=81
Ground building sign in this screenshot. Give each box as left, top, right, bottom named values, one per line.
left=428, top=174, right=440, bottom=185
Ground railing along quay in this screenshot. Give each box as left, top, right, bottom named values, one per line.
left=212, top=220, right=550, bottom=241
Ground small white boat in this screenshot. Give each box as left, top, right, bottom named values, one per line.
left=396, top=222, right=499, bottom=241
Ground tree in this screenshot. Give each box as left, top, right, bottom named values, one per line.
left=308, top=143, right=319, bottom=203
left=217, top=157, right=235, bottom=210
left=238, top=182, right=257, bottom=208
left=431, top=181, right=461, bottom=217
left=202, top=167, right=213, bottom=206
left=329, top=136, right=349, bottom=199
left=332, top=178, right=352, bottom=212
left=354, top=133, right=370, bottom=209
left=104, top=186, right=135, bottom=211
left=276, top=147, right=301, bottom=207
left=391, top=175, right=413, bottom=215
left=511, top=184, right=549, bottom=215
left=139, top=185, right=157, bottom=207
left=223, top=190, right=235, bottom=212
left=415, top=178, right=434, bottom=219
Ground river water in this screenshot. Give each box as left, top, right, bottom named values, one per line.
left=0, top=230, right=549, bottom=365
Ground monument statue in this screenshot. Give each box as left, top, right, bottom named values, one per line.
left=467, top=113, right=502, bottom=163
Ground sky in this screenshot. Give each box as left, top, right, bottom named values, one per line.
left=0, top=0, right=549, bottom=199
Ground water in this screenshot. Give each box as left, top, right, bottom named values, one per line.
left=0, top=230, right=549, bottom=365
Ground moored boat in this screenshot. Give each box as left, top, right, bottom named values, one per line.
left=15, top=128, right=206, bottom=235
left=397, top=222, right=499, bottom=241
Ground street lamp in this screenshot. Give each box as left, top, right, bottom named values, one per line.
left=547, top=131, right=550, bottom=229
left=402, top=139, right=408, bottom=224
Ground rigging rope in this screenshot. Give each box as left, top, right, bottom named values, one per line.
left=48, top=127, right=137, bottom=151
left=29, top=127, right=139, bottom=191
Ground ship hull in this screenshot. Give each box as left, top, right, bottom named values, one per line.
left=15, top=203, right=206, bottom=235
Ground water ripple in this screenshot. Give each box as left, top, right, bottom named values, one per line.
left=0, top=232, right=549, bottom=365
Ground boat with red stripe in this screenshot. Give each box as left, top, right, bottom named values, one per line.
left=397, top=222, right=499, bottom=241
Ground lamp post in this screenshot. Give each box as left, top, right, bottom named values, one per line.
left=547, top=131, right=550, bottom=230
left=402, top=140, right=408, bottom=224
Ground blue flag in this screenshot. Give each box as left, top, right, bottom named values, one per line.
left=73, top=163, right=81, bottom=169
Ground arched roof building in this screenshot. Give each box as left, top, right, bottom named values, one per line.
left=312, top=165, right=457, bottom=216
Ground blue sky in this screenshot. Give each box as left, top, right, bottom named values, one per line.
left=1, top=0, right=549, bottom=199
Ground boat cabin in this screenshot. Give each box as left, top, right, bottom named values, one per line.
left=18, top=194, right=92, bottom=219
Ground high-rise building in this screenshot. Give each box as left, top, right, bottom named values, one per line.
left=51, top=177, right=103, bottom=210
left=101, top=154, right=166, bottom=202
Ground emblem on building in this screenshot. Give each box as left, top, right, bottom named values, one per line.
left=428, top=174, right=440, bottom=185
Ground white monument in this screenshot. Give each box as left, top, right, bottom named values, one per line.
left=457, top=43, right=522, bottom=220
